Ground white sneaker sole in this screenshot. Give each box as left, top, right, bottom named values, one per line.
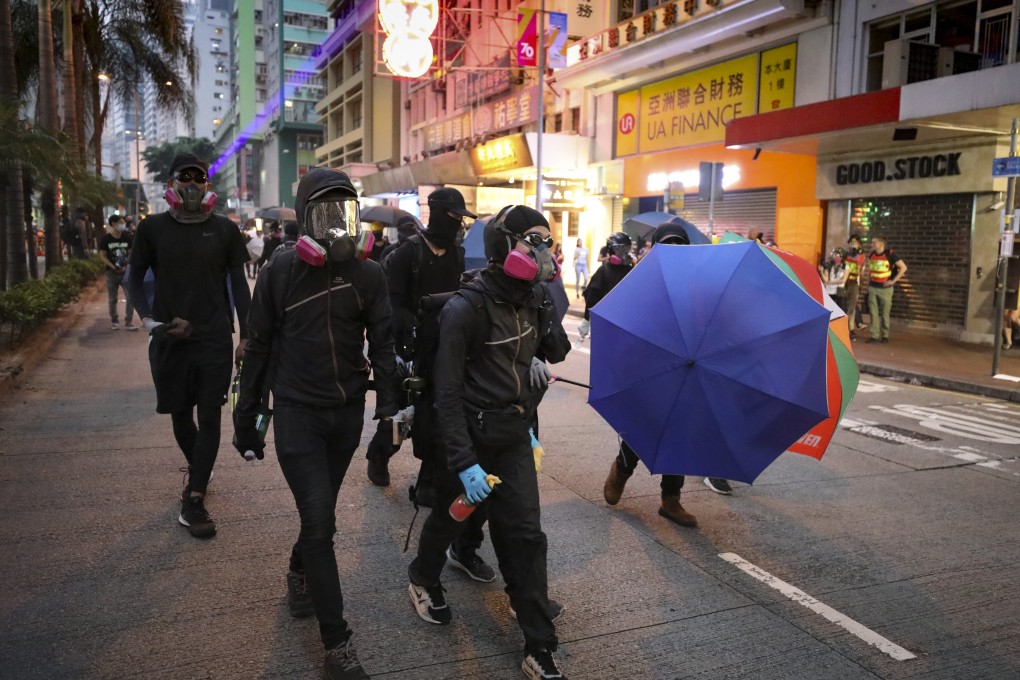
left=703, top=478, right=732, bottom=495
left=408, top=584, right=449, bottom=625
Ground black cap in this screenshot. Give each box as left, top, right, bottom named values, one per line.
left=428, top=187, right=477, bottom=218
left=170, top=153, right=209, bottom=177
left=500, top=205, right=548, bottom=235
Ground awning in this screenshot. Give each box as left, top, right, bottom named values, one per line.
left=726, top=62, right=1020, bottom=156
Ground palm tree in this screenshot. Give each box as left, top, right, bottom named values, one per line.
left=1, top=0, right=29, bottom=287
left=37, top=0, right=62, bottom=268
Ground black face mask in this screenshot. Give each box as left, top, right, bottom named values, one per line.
left=427, top=211, right=463, bottom=248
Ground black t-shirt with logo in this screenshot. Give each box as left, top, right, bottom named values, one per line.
left=130, top=212, right=249, bottom=339
left=99, top=231, right=133, bottom=270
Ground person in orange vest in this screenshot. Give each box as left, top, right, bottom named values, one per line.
left=865, top=235, right=907, bottom=344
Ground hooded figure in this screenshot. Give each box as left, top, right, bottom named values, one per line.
left=235, top=167, right=396, bottom=680
left=579, top=232, right=634, bottom=337
left=407, top=203, right=572, bottom=679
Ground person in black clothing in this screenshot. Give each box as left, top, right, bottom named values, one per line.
left=378, top=215, right=420, bottom=262
left=98, top=214, right=136, bottom=330
left=257, top=220, right=282, bottom=269
left=234, top=167, right=396, bottom=680
left=369, top=187, right=499, bottom=583
left=589, top=226, right=705, bottom=526
left=126, top=153, right=251, bottom=539
left=577, top=232, right=634, bottom=343
left=407, top=205, right=571, bottom=680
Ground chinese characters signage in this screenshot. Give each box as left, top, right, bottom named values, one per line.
left=424, top=87, right=538, bottom=153
left=758, top=43, right=797, bottom=112
left=615, top=46, right=797, bottom=157
left=454, top=54, right=512, bottom=109
left=470, top=134, right=533, bottom=175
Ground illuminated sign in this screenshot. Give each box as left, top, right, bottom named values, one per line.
left=616, top=45, right=797, bottom=157
left=470, top=134, right=533, bottom=175
left=646, top=165, right=740, bottom=193
left=378, top=0, right=438, bottom=79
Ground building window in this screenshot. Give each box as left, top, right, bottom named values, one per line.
left=864, top=0, right=1015, bottom=92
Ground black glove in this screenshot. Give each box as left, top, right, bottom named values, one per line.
left=366, top=418, right=398, bottom=460
left=233, top=416, right=265, bottom=460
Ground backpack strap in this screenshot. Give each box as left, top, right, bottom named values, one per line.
left=456, top=288, right=489, bottom=359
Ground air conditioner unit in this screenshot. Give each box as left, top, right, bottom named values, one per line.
left=938, top=47, right=982, bottom=77
left=882, top=39, right=940, bottom=88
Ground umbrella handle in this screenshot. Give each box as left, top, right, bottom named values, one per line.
left=551, top=375, right=590, bottom=390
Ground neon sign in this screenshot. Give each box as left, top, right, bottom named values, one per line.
left=378, top=0, right=439, bottom=79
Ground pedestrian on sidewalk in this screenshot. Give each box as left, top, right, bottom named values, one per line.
left=865, top=235, right=907, bottom=344
left=98, top=214, right=136, bottom=331
left=234, top=168, right=396, bottom=680
left=844, top=234, right=867, bottom=340
left=407, top=205, right=572, bottom=680
left=126, top=153, right=251, bottom=539
left=819, top=248, right=849, bottom=313
left=572, top=238, right=589, bottom=300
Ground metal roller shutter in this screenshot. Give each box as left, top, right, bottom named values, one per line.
left=681, top=188, right=777, bottom=240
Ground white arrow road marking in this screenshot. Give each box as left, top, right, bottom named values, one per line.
left=856, top=379, right=903, bottom=393
left=719, top=553, right=917, bottom=661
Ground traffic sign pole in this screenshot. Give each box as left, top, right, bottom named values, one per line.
left=992, top=117, right=1017, bottom=376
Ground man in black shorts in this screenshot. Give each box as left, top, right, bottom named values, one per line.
left=127, top=153, right=251, bottom=538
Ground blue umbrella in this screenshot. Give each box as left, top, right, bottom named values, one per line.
left=462, top=216, right=491, bottom=270
left=623, top=212, right=712, bottom=245
left=588, top=241, right=831, bottom=483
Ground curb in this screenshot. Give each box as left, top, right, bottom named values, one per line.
left=0, top=279, right=104, bottom=405
left=856, top=362, right=1020, bottom=403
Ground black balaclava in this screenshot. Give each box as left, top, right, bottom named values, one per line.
left=650, top=220, right=693, bottom=246
left=426, top=187, right=475, bottom=248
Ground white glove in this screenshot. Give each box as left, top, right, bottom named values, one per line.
left=529, top=357, right=551, bottom=389
left=142, top=318, right=164, bottom=334
left=578, top=319, right=590, bottom=340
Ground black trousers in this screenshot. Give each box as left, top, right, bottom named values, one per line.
left=410, top=420, right=556, bottom=654
left=275, top=400, right=364, bottom=649
left=617, top=440, right=685, bottom=497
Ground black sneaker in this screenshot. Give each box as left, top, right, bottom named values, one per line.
left=323, top=637, right=369, bottom=680
left=522, top=649, right=568, bottom=679
left=704, top=477, right=732, bottom=495
left=446, top=546, right=496, bottom=583
left=367, top=455, right=390, bottom=487
left=408, top=581, right=451, bottom=624
left=287, top=570, right=315, bottom=618
left=510, top=599, right=565, bottom=623
left=179, top=495, right=216, bottom=538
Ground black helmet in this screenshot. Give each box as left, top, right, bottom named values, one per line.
left=606, top=232, right=632, bottom=249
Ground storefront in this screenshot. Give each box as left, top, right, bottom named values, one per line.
left=611, top=41, right=825, bottom=264
left=817, top=140, right=1008, bottom=340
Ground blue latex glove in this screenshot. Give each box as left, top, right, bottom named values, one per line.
left=458, top=464, right=493, bottom=505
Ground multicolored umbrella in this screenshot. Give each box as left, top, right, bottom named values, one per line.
left=588, top=241, right=832, bottom=483
left=720, top=232, right=860, bottom=459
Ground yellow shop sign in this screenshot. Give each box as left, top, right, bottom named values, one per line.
left=615, top=45, right=797, bottom=157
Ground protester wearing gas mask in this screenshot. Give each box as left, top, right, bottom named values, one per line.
left=126, top=153, right=251, bottom=540
left=578, top=232, right=634, bottom=341
left=234, top=167, right=395, bottom=680
left=407, top=204, right=572, bottom=680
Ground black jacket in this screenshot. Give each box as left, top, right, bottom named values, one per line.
left=236, top=249, right=398, bottom=419
left=434, top=267, right=570, bottom=472
left=582, top=262, right=632, bottom=320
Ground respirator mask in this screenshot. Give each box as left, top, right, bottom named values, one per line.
left=296, top=190, right=369, bottom=267
left=608, top=244, right=633, bottom=266
left=165, top=169, right=217, bottom=224
left=496, top=224, right=559, bottom=283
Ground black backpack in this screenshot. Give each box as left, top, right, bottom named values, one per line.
left=411, top=288, right=488, bottom=393
left=60, top=217, right=78, bottom=244
left=382, top=234, right=466, bottom=314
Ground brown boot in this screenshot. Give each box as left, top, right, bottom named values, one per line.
left=658, top=495, right=697, bottom=527
left=603, top=462, right=631, bottom=505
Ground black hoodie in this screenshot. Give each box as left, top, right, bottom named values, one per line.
left=236, top=169, right=397, bottom=419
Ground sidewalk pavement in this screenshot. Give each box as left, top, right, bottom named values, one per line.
left=563, top=298, right=1020, bottom=403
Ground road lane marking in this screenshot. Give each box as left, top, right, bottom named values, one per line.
left=868, top=404, right=1020, bottom=444
left=719, top=553, right=917, bottom=661
left=856, top=379, right=903, bottom=393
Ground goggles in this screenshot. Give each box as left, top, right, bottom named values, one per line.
left=175, top=170, right=208, bottom=184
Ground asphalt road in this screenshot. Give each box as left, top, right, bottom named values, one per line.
left=0, top=308, right=1017, bottom=679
